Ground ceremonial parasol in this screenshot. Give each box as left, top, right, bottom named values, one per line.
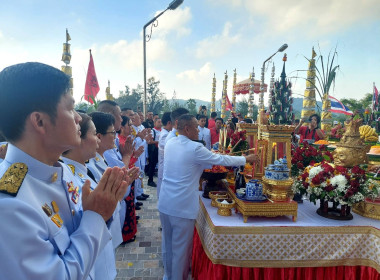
left=233, top=78, right=268, bottom=95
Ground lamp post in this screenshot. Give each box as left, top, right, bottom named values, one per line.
left=259, top=44, right=288, bottom=110
left=143, top=0, right=184, bottom=117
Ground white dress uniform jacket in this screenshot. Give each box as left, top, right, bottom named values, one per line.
left=103, top=137, right=125, bottom=169
left=87, top=152, right=108, bottom=183
left=0, top=144, right=111, bottom=280
left=86, top=153, right=125, bottom=249
left=158, top=135, right=246, bottom=219
left=61, top=157, right=119, bottom=280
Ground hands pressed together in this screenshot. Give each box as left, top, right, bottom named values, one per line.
left=82, top=166, right=140, bottom=221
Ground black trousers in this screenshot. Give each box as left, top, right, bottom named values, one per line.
left=147, top=145, right=158, bottom=181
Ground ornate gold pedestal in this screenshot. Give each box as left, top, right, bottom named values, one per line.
left=227, top=188, right=298, bottom=222
left=262, top=177, right=294, bottom=202
left=353, top=200, right=380, bottom=220
left=216, top=198, right=235, bottom=216
left=261, top=125, right=295, bottom=169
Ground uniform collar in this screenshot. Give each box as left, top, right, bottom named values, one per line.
left=60, top=157, right=88, bottom=176
left=4, top=144, right=63, bottom=183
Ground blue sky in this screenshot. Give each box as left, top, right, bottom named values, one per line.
left=1, top=0, right=380, bottom=106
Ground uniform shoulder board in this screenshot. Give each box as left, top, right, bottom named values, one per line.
left=0, top=163, right=28, bottom=197
left=67, top=164, right=75, bottom=175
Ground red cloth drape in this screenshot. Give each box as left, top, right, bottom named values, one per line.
left=192, top=229, right=380, bottom=280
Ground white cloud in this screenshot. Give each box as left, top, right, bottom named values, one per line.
left=195, top=22, right=241, bottom=59
left=208, top=0, right=380, bottom=36
left=177, top=62, right=213, bottom=82
left=148, top=6, right=192, bottom=39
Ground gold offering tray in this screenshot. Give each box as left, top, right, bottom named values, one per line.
left=238, top=123, right=258, bottom=129
left=353, top=200, right=380, bottom=220
left=227, top=188, right=298, bottom=223
left=261, top=125, right=295, bottom=133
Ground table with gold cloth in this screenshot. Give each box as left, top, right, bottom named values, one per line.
left=192, top=194, right=380, bottom=280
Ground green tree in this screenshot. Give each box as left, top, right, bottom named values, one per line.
left=115, top=85, right=142, bottom=111
left=186, top=98, right=197, bottom=115
left=146, top=77, right=165, bottom=114
left=236, top=98, right=248, bottom=118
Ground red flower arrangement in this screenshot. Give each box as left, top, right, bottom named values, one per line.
left=204, top=165, right=228, bottom=173
left=292, top=162, right=379, bottom=206
left=291, top=141, right=333, bottom=176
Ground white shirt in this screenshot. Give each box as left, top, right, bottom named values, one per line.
left=158, top=135, right=246, bottom=219
left=132, top=125, right=147, bottom=168
left=152, top=128, right=161, bottom=142
left=165, top=128, right=177, bottom=145
left=158, top=128, right=170, bottom=181
left=198, top=126, right=211, bottom=150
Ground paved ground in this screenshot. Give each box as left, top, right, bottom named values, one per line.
left=115, top=178, right=164, bottom=280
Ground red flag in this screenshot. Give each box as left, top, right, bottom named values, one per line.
left=84, top=50, right=100, bottom=104
left=225, top=92, right=233, bottom=111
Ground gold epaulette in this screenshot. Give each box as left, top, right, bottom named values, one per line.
left=0, top=163, right=28, bottom=197
left=67, top=164, right=75, bottom=175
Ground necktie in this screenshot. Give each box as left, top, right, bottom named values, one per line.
left=87, top=168, right=97, bottom=183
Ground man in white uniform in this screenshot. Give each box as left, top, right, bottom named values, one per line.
left=0, top=62, right=132, bottom=279
left=197, top=114, right=211, bottom=150
left=157, top=112, right=172, bottom=197
left=158, top=114, right=259, bottom=280
left=164, top=108, right=189, bottom=145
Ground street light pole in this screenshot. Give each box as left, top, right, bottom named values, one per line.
left=259, top=44, right=288, bottom=110
left=143, top=0, right=184, bottom=117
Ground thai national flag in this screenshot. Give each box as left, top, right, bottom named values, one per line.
left=329, top=96, right=353, bottom=115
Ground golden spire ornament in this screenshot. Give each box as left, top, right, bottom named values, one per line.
left=105, top=80, right=114, bottom=101
left=221, top=71, right=228, bottom=119
left=61, top=28, right=73, bottom=95
left=211, top=73, right=216, bottom=113
left=301, top=47, right=317, bottom=122
left=247, top=68, right=255, bottom=118
left=232, top=69, right=237, bottom=113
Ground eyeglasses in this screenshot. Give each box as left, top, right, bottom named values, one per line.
left=104, top=130, right=116, bottom=136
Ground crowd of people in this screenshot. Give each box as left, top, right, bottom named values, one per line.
left=0, top=62, right=329, bottom=279
left=0, top=62, right=259, bottom=280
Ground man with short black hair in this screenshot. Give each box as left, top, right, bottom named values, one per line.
left=158, top=114, right=259, bottom=280
left=210, top=117, right=224, bottom=145
left=197, top=115, right=211, bottom=150
left=165, top=107, right=189, bottom=145
left=147, top=118, right=161, bottom=187
left=0, top=62, right=134, bottom=279
left=121, top=107, right=134, bottom=117
left=157, top=112, right=172, bottom=197
left=142, top=111, right=154, bottom=129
